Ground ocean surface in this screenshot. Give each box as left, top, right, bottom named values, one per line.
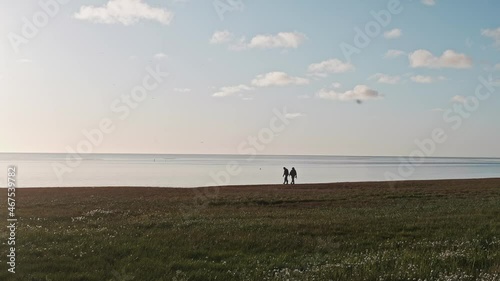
left=1, top=153, right=500, bottom=188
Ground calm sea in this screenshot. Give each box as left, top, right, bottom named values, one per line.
left=1, top=153, right=500, bottom=188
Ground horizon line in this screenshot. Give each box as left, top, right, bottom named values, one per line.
left=1, top=152, right=500, bottom=160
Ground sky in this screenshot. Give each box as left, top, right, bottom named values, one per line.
left=1, top=0, right=500, bottom=157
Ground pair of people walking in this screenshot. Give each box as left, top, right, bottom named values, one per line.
left=283, top=167, right=297, bottom=184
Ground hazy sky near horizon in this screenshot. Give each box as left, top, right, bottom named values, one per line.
left=1, top=0, right=500, bottom=157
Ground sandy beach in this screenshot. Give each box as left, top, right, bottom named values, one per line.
left=3, top=178, right=500, bottom=280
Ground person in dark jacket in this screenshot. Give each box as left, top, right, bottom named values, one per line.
left=283, top=167, right=289, bottom=184
left=290, top=167, right=297, bottom=184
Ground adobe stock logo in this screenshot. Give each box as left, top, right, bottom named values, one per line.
left=340, top=0, right=407, bottom=62
left=178, top=106, right=297, bottom=220
left=213, top=0, right=244, bottom=21
left=8, top=0, right=70, bottom=54
left=385, top=75, right=498, bottom=184
left=204, top=106, right=295, bottom=187
left=51, top=65, right=169, bottom=182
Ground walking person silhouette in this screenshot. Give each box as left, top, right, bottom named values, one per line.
left=283, top=167, right=289, bottom=184
left=290, top=167, right=297, bottom=184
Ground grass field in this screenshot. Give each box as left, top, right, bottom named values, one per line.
left=1, top=179, right=500, bottom=281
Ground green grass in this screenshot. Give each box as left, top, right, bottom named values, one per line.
left=1, top=179, right=500, bottom=280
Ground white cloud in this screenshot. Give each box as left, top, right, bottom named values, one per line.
left=213, top=31, right=306, bottom=50
left=174, top=88, right=191, bottom=93
left=409, top=49, right=472, bottom=69
left=451, top=95, right=467, bottom=104
left=384, top=49, right=405, bottom=59
left=495, top=63, right=500, bottom=70
left=308, top=59, right=354, bottom=77
left=422, top=0, right=436, bottom=6
left=227, top=37, right=248, bottom=51
left=411, top=75, right=433, bottom=83
left=154, top=53, right=168, bottom=60
left=370, top=73, right=400, bottom=84
left=331, top=82, right=342, bottom=89
left=384, top=28, right=402, bottom=39
left=213, top=71, right=309, bottom=98
left=285, top=112, right=305, bottom=119
left=482, top=27, right=500, bottom=46
left=210, top=30, right=232, bottom=44
left=251, top=72, right=309, bottom=87
left=410, top=75, right=446, bottom=83
left=248, top=32, right=306, bottom=49
left=212, top=84, right=253, bottom=97
left=317, top=85, right=382, bottom=102
left=74, top=0, right=174, bottom=26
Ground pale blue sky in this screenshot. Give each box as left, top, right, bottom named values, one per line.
left=1, top=0, right=500, bottom=157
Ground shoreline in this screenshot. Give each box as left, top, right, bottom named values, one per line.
left=6, top=177, right=500, bottom=190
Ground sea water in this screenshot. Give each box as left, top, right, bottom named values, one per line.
left=1, top=153, right=500, bottom=187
